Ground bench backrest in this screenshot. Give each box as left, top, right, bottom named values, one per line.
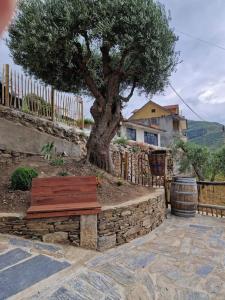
left=31, top=176, right=97, bottom=206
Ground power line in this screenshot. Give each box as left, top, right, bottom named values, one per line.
left=178, top=31, right=225, bottom=52
left=169, top=83, right=206, bottom=121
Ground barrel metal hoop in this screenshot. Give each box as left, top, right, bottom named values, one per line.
left=174, top=191, right=198, bottom=195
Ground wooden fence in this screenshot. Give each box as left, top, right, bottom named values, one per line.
left=112, top=150, right=167, bottom=188
left=166, top=180, right=225, bottom=218
left=197, top=181, right=225, bottom=217
left=0, top=64, right=84, bottom=127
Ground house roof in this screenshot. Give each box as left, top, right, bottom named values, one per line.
left=129, top=100, right=176, bottom=119
left=163, top=104, right=179, bottom=111
left=123, top=121, right=166, bottom=133
left=129, top=100, right=187, bottom=121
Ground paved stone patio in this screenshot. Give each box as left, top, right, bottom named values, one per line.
left=1, top=213, right=225, bottom=299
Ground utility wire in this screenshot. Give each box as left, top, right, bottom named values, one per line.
left=178, top=31, right=225, bottom=52
left=169, top=83, right=206, bottom=122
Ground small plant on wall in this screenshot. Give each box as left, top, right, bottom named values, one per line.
left=41, top=142, right=55, bottom=160
left=11, top=167, right=38, bottom=191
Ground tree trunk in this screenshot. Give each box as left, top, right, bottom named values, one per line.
left=87, top=99, right=122, bottom=173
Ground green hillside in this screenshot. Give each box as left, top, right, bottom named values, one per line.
left=187, top=120, right=225, bottom=150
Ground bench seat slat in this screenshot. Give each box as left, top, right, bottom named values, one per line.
left=31, top=186, right=96, bottom=196
left=32, top=194, right=97, bottom=205
left=32, top=176, right=97, bottom=187
left=27, top=202, right=101, bottom=213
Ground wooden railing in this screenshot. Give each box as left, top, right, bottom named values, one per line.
left=166, top=180, right=225, bottom=218
left=197, top=181, right=225, bottom=218
left=1, top=64, right=84, bottom=128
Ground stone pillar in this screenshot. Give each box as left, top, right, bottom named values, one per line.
left=80, top=215, right=97, bottom=250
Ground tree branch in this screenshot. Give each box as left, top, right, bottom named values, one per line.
left=100, top=42, right=112, bottom=79
left=120, top=81, right=136, bottom=102
left=74, top=42, right=105, bottom=105
left=83, top=31, right=91, bottom=61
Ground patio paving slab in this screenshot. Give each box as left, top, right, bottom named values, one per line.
left=1, top=213, right=225, bottom=299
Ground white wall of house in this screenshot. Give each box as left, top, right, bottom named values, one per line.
left=119, top=124, right=161, bottom=147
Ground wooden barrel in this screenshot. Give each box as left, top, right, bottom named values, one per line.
left=171, top=177, right=198, bottom=217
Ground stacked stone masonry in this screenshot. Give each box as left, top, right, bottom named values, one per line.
left=98, top=191, right=166, bottom=251
left=0, top=190, right=165, bottom=251
left=0, top=148, right=34, bottom=167
left=0, top=216, right=80, bottom=246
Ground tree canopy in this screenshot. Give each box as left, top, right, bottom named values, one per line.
left=8, top=0, right=179, bottom=171
left=174, top=140, right=225, bottom=182
left=8, top=0, right=178, bottom=97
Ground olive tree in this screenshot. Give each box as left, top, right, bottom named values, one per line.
left=8, top=0, right=178, bottom=172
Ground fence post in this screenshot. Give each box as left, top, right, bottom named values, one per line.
left=51, top=87, right=55, bottom=121
left=4, top=64, right=10, bottom=107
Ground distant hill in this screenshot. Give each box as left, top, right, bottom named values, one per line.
left=186, top=120, right=225, bottom=150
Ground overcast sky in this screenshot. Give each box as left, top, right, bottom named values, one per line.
left=1, top=0, right=225, bottom=123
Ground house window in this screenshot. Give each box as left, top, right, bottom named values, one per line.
left=126, top=128, right=136, bottom=141
left=144, top=132, right=158, bottom=146
left=151, top=109, right=156, bottom=113
left=151, top=118, right=159, bottom=125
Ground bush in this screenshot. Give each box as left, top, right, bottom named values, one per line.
left=84, top=118, right=94, bottom=125
left=50, top=158, right=64, bottom=166
left=41, top=142, right=55, bottom=160
left=11, top=167, right=38, bottom=191
left=114, top=137, right=128, bottom=146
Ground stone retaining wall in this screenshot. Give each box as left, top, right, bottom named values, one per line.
left=0, top=189, right=165, bottom=251
left=97, top=190, right=166, bottom=250
left=0, top=148, right=35, bottom=167
left=0, top=215, right=80, bottom=246
left=0, top=105, right=87, bottom=157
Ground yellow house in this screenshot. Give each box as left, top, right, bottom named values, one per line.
left=129, top=100, right=187, bottom=147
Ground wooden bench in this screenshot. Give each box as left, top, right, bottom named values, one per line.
left=26, top=176, right=101, bottom=219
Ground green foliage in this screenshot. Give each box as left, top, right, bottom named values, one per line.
left=22, top=93, right=51, bottom=116
left=50, top=157, right=65, bottom=166
left=84, top=118, right=94, bottom=125
left=114, top=137, right=128, bottom=146
left=57, top=171, right=69, bottom=176
left=174, top=139, right=225, bottom=182
left=11, top=167, right=38, bottom=191
left=41, top=142, right=55, bottom=160
left=8, top=0, right=178, bottom=97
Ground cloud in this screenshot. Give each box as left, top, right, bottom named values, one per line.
left=198, top=79, right=225, bottom=104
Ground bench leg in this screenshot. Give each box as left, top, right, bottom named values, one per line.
left=80, top=215, right=97, bottom=250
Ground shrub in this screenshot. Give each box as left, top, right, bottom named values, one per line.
left=84, top=118, right=94, bottom=125
left=50, top=158, right=64, bottom=166
left=114, top=137, right=128, bottom=146
left=11, top=167, right=38, bottom=191
left=41, top=142, right=55, bottom=160
left=23, top=93, right=51, bottom=116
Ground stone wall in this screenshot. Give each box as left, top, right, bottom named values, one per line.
left=0, top=105, right=87, bottom=157
left=0, top=147, right=35, bottom=167
left=97, top=190, right=166, bottom=251
left=0, top=189, right=165, bottom=251
left=0, top=215, right=80, bottom=246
